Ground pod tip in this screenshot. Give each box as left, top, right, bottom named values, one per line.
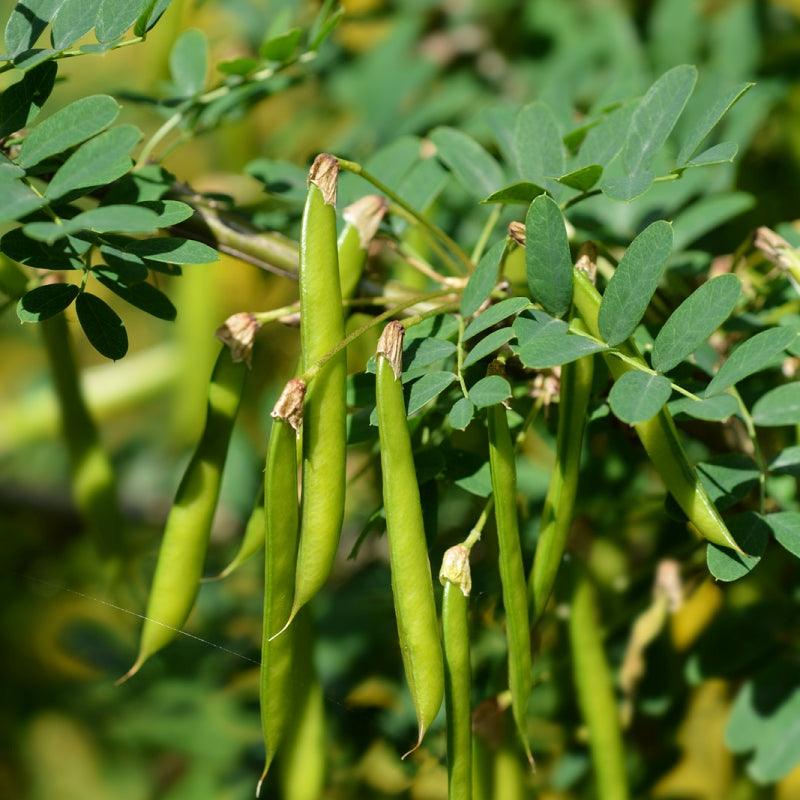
left=343, top=194, right=388, bottom=249
left=216, top=312, right=261, bottom=367
left=271, top=378, right=306, bottom=431
left=115, top=656, right=144, bottom=686
left=401, top=725, right=425, bottom=760
left=377, top=321, right=404, bottom=379
left=309, top=154, right=339, bottom=205
left=268, top=608, right=298, bottom=642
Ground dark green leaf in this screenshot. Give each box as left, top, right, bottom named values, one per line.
left=763, top=512, right=800, bottom=559
left=126, top=236, right=218, bottom=264
left=448, top=397, right=475, bottom=430
left=406, top=371, right=456, bottom=416
left=463, top=296, right=530, bottom=340
left=0, top=177, right=45, bottom=222
left=463, top=327, right=515, bottom=368
left=677, top=82, right=754, bottom=165
left=622, top=64, right=697, bottom=176
left=752, top=383, right=800, bottom=427
left=4, top=0, right=64, bottom=56
left=598, top=221, right=673, bottom=346
left=609, top=371, right=672, bottom=424
left=96, top=0, right=148, bottom=42
left=0, top=61, right=57, bottom=140
left=1, top=226, right=87, bottom=269
left=17, top=94, right=120, bottom=169
left=705, top=327, right=797, bottom=396
left=50, top=0, right=101, bottom=49
left=75, top=290, right=128, bottom=359
left=260, top=27, right=302, bottom=61
left=17, top=282, right=78, bottom=321
left=96, top=244, right=147, bottom=284
left=139, top=199, right=194, bottom=227
left=652, top=274, right=741, bottom=372
left=403, top=337, right=456, bottom=373
left=468, top=375, right=511, bottom=408
left=481, top=181, right=544, bottom=205
left=24, top=204, right=161, bottom=242
left=769, top=446, right=800, bottom=476
left=556, top=164, right=602, bottom=191
left=706, top=512, right=769, bottom=581
left=169, top=28, right=207, bottom=96
left=430, top=127, right=504, bottom=199
left=95, top=274, right=176, bottom=320
left=460, top=239, right=505, bottom=317
left=525, top=194, right=572, bottom=318
left=45, top=124, right=141, bottom=200
left=668, top=393, right=739, bottom=421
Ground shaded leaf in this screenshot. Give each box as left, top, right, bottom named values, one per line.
left=406, top=371, right=456, bottom=416
left=134, top=0, right=171, bottom=36
left=609, top=371, right=672, bottom=423
left=169, top=28, right=207, bottom=97
left=45, top=124, right=141, bottom=200
left=1, top=226, right=88, bottom=269
left=16, top=94, right=119, bottom=169
left=598, top=221, right=673, bottom=346
left=403, top=337, right=456, bottom=373
left=652, top=274, right=741, bottom=372
left=17, top=282, right=78, bottom=321
left=705, top=327, right=796, bottom=396
left=706, top=512, right=769, bottom=581
left=668, top=393, right=739, bottom=421
left=0, top=177, right=45, bottom=222
left=525, top=194, right=572, bottom=318
left=460, top=239, right=505, bottom=317
left=769, top=446, right=800, bottom=477
left=764, top=513, right=800, bottom=559
left=430, top=127, right=504, bottom=199
left=672, top=192, right=754, bottom=251
left=556, top=164, right=602, bottom=191
left=448, top=397, right=475, bottom=430
left=468, top=375, right=511, bottom=408
left=95, top=274, right=176, bottom=320
left=463, top=327, right=515, bottom=368
left=481, top=181, right=544, bottom=205
left=463, top=296, right=530, bottom=340
left=125, top=236, right=218, bottom=264
left=24, top=204, right=161, bottom=242
left=682, top=141, right=738, bottom=169
left=0, top=61, right=57, bottom=140
left=75, top=290, right=128, bottom=359
left=752, top=383, right=800, bottom=427
left=4, top=0, right=65, bottom=56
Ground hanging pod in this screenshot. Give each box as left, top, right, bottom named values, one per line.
left=486, top=372, right=533, bottom=766
left=287, top=154, right=348, bottom=627
left=440, top=545, right=473, bottom=800
left=122, top=320, right=251, bottom=681
left=376, top=321, right=444, bottom=752
left=571, top=267, right=738, bottom=551
left=257, top=378, right=305, bottom=795
left=529, top=316, right=594, bottom=622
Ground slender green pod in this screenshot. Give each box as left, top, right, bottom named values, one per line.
left=486, top=378, right=533, bottom=766
left=376, top=321, right=444, bottom=751
left=571, top=268, right=738, bottom=551
left=279, top=611, right=326, bottom=800
left=529, top=319, right=594, bottom=622
left=257, top=379, right=305, bottom=794
left=440, top=545, right=473, bottom=800
left=569, top=568, right=630, bottom=800
left=288, top=154, right=348, bottom=625
left=338, top=194, right=387, bottom=300
left=40, top=312, right=123, bottom=558
left=122, top=324, right=250, bottom=681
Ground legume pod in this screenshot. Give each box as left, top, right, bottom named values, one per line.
left=570, top=568, right=630, bottom=800
left=338, top=194, right=386, bottom=300
left=376, top=321, right=444, bottom=751
left=486, top=383, right=533, bottom=765
left=572, top=269, right=738, bottom=551
left=529, top=319, right=594, bottom=621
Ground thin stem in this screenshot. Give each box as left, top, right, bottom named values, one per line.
left=471, top=205, right=502, bottom=263
left=392, top=240, right=458, bottom=286
left=337, top=158, right=473, bottom=274
left=731, top=388, right=767, bottom=513
left=455, top=316, right=470, bottom=398
left=387, top=202, right=463, bottom=276
left=136, top=110, right=185, bottom=168
left=561, top=189, right=602, bottom=211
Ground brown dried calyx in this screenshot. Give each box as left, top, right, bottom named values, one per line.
left=754, top=226, right=800, bottom=273
left=271, top=378, right=306, bottom=431
left=508, top=221, right=526, bottom=247
left=216, top=312, right=262, bottom=367
left=308, top=153, right=339, bottom=206
left=377, top=320, right=404, bottom=380
left=439, top=544, right=472, bottom=597
left=575, top=241, right=598, bottom=284
left=344, top=194, right=388, bottom=249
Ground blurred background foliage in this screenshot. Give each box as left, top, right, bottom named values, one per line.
left=1, top=0, right=800, bottom=798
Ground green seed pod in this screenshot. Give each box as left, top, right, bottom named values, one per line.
left=571, top=268, right=738, bottom=551
left=486, top=383, right=533, bottom=766
left=440, top=545, right=472, bottom=800
left=529, top=318, right=594, bottom=622
left=376, top=320, right=444, bottom=751
left=569, top=568, right=630, bottom=800
left=257, top=378, right=305, bottom=794
left=338, top=194, right=387, bottom=301
left=288, top=154, right=347, bottom=625
left=122, top=328, right=249, bottom=681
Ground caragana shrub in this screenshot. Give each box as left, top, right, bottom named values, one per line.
left=1, top=0, right=800, bottom=798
